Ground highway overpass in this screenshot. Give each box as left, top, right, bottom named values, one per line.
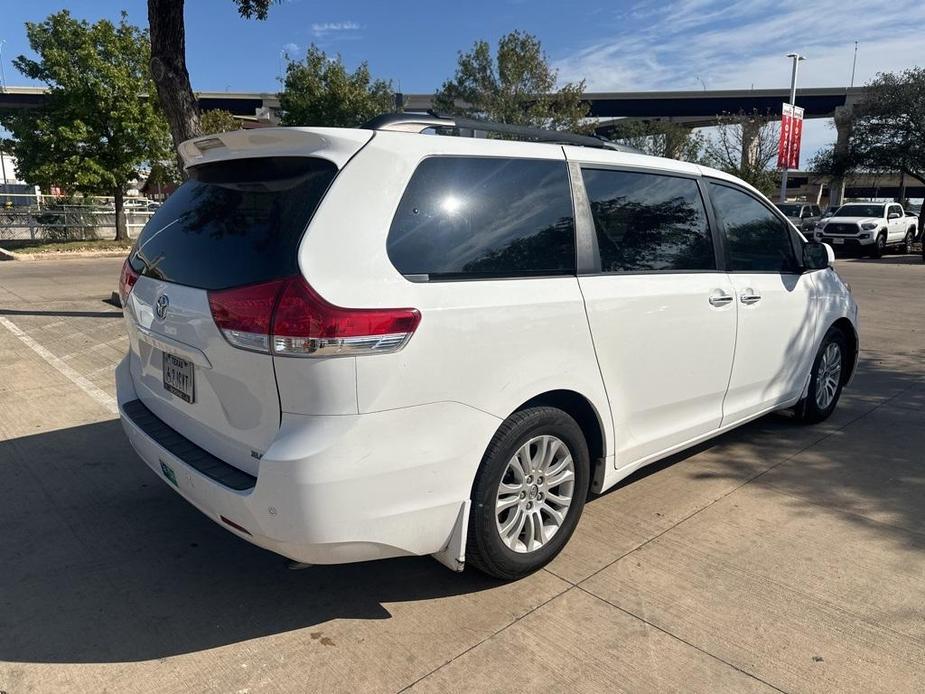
left=1, top=84, right=867, bottom=128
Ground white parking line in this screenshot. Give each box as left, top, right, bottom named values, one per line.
left=0, top=315, right=118, bottom=415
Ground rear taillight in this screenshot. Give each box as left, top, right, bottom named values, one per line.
left=119, top=258, right=139, bottom=306
left=208, top=279, right=284, bottom=353
left=207, top=276, right=420, bottom=358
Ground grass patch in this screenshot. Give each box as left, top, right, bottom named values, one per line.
left=2, top=238, right=133, bottom=255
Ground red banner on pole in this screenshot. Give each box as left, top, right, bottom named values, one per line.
left=777, top=103, right=804, bottom=169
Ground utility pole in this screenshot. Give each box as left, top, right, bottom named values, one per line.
left=0, top=40, right=7, bottom=93
left=779, top=53, right=805, bottom=203
left=850, top=41, right=858, bottom=88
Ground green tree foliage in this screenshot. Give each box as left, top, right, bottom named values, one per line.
left=850, top=67, right=925, bottom=230
left=200, top=109, right=242, bottom=134
left=606, top=120, right=704, bottom=162
left=278, top=45, right=395, bottom=127
left=433, top=31, right=590, bottom=132
left=0, top=10, right=171, bottom=240
left=702, top=111, right=779, bottom=195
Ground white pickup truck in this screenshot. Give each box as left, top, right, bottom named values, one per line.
left=813, top=202, right=918, bottom=257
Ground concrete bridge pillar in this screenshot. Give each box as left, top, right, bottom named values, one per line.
left=740, top=117, right=761, bottom=169
left=829, top=105, right=853, bottom=207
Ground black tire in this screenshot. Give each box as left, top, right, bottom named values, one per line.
left=794, top=327, right=848, bottom=424
left=467, top=406, right=590, bottom=580
left=870, top=233, right=886, bottom=258
left=903, top=230, right=914, bottom=255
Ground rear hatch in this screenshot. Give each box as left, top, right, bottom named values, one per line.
left=122, top=129, right=371, bottom=475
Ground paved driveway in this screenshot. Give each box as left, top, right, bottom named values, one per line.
left=1, top=256, right=923, bottom=693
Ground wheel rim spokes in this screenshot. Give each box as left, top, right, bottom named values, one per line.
left=495, top=435, right=575, bottom=553
left=815, top=342, right=842, bottom=410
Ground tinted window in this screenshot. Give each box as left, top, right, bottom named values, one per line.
left=835, top=204, right=884, bottom=218
left=582, top=169, right=715, bottom=272
left=129, top=157, right=337, bottom=290
left=709, top=183, right=799, bottom=273
left=387, top=157, right=575, bottom=279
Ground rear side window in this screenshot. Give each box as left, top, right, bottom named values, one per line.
left=387, top=157, right=575, bottom=280
left=581, top=168, right=715, bottom=272
left=129, top=157, right=337, bottom=290
left=708, top=183, right=799, bottom=273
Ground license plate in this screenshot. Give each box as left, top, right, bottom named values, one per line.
left=160, top=459, right=179, bottom=487
left=833, top=238, right=844, bottom=245
left=162, top=352, right=195, bottom=403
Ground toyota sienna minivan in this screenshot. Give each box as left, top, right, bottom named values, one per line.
left=116, top=113, right=859, bottom=579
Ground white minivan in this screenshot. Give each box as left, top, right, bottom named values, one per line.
left=116, top=114, right=859, bottom=579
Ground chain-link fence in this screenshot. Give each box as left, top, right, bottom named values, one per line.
left=0, top=193, right=157, bottom=242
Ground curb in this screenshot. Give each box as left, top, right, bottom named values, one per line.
left=0, top=247, right=130, bottom=261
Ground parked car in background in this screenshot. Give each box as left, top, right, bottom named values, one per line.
left=814, top=202, right=918, bottom=257
left=776, top=203, right=821, bottom=232
left=116, top=115, right=859, bottom=580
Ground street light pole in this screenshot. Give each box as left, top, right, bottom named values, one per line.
left=779, top=53, right=805, bottom=203
left=0, top=40, right=7, bottom=93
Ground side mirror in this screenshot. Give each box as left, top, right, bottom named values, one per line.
left=801, top=210, right=812, bottom=218
left=803, top=241, right=833, bottom=270
left=888, top=212, right=901, bottom=220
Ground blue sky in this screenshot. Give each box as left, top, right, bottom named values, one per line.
left=2, top=0, right=924, bottom=163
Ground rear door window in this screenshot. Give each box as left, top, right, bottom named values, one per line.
left=708, top=182, right=799, bottom=273
left=387, top=157, right=575, bottom=280
left=581, top=168, right=715, bottom=272
left=129, top=157, right=337, bottom=290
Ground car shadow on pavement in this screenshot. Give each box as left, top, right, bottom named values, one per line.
left=677, top=353, right=925, bottom=544
left=0, top=419, right=503, bottom=664
left=839, top=255, right=923, bottom=265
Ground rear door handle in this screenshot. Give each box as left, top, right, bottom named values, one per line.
left=708, top=290, right=734, bottom=307
left=739, top=289, right=762, bottom=305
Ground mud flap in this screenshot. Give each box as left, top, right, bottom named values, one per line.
left=431, top=500, right=470, bottom=572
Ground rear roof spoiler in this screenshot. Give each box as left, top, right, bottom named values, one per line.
left=362, top=112, right=642, bottom=154
left=178, top=128, right=374, bottom=170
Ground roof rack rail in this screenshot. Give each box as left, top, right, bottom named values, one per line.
left=362, top=111, right=642, bottom=153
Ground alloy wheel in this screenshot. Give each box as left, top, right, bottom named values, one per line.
left=815, top=342, right=842, bottom=410
left=495, top=435, right=575, bottom=553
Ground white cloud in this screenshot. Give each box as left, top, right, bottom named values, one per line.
left=281, top=42, right=300, bottom=57
left=556, top=0, right=925, bottom=92
left=311, top=21, right=361, bottom=39
left=555, top=0, right=924, bottom=163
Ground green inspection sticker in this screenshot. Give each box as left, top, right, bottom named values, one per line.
left=160, top=460, right=178, bottom=487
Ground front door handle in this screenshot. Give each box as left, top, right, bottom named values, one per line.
left=739, top=289, right=762, bottom=305
left=708, top=290, right=734, bottom=307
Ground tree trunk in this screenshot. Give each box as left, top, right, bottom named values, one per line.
left=148, top=0, right=200, bottom=177
left=114, top=187, right=128, bottom=242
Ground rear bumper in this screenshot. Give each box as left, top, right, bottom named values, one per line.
left=116, top=356, right=500, bottom=565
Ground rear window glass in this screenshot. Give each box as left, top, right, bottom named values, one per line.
left=387, top=156, right=576, bottom=280
left=129, top=157, right=337, bottom=290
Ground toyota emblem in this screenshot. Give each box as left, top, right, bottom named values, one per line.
left=155, top=294, right=169, bottom=320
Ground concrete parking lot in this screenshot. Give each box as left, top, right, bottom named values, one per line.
left=1, top=255, right=923, bottom=693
